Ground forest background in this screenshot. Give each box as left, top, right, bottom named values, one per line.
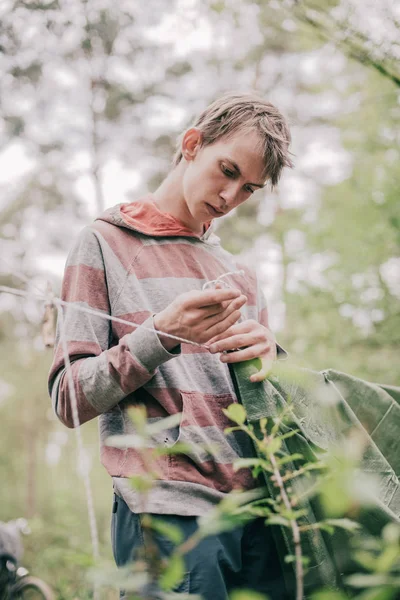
left=0, top=0, right=399, bottom=597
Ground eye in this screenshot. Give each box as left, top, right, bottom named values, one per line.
left=221, top=164, right=235, bottom=178
left=245, top=185, right=255, bottom=194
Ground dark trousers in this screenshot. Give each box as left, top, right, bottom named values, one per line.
left=111, top=493, right=289, bottom=600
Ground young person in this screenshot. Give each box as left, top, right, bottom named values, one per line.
left=48, top=92, right=293, bottom=599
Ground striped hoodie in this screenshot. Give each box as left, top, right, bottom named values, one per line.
left=48, top=196, right=282, bottom=516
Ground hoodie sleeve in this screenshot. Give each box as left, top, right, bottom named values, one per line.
left=48, top=226, right=181, bottom=429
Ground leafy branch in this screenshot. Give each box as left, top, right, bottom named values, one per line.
left=223, top=403, right=312, bottom=600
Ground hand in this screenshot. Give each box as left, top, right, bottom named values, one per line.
left=207, top=319, right=277, bottom=382
left=154, top=288, right=248, bottom=350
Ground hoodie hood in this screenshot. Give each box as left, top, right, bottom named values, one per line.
left=96, top=195, right=221, bottom=244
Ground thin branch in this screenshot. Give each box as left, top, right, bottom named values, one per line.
left=269, top=449, right=304, bottom=600
left=294, top=7, right=400, bottom=88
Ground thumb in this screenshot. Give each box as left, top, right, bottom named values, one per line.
left=250, top=356, right=273, bottom=383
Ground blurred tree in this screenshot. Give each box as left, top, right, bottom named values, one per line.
left=0, top=1, right=399, bottom=595
left=215, top=0, right=400, bottom=384
left=0, top=0, right=195, bottom=307
left=291, top=0, right=400, bottom=88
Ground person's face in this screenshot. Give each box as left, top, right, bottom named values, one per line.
left=181, top=128, right=267, bottom=226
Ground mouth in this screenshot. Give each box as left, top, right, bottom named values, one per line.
left=205, top=203, right=225, bottom=217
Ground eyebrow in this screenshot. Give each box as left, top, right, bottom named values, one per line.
left=224, top=158, right=266, bottom=188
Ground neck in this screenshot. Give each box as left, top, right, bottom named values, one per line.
left=152, top=163, right=203, bottom=235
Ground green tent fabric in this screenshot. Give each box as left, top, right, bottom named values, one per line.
left=229, top=363, right=400, bottom=595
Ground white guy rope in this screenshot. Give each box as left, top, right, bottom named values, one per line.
left=0, top=284, right=210, bottom=348
left=56, top=303, right=100, bottom=561
left=0, top=270, right=245, bottom=350
left=0, top=266, right=245, bottom=598
left=202, top=270, right=245, bottom=290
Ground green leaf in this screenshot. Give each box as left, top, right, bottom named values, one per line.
left=313, top=523, right=335, bottom=535
left=284, top=555, right=310, bottom=567
left=147, top=517, right=183, bottom=545
left=265, top=515, right=290, bottom=528
left=154, top=442, right=196, bottom=456
left=346, top=574, right=400, bottom=588
left=159, top=553, right=185, bottom=591
left=224, top=426, right=243, bottom=434
left=145, top=413, right=182, bottom=435
left=382, top=523, right=400, bottom=544
left=281, top=508, right=308, bottom=521
left=284, top=554, right=296, bottom=564
left=105, top=433, right=145, bottom=449
left=323, top=518, right=361, bottom=533
left=246, top=506, right=272, bottom=517
left=197, top=511, right=252, bottom=538
left=310, top=590, right=349, bottom=600
left=319, top=479, right=353, bottom=516
left=304, top=461, right=326, bottom=472
left=278, top=429, right=300, bottom=441
left=276, top=453, right=304, bottom=466
left=265, top=437, right=282, bottom=454
left=129, top=474, right=154, bottom=493
left=375, top=545, right=400, bottom=573
left=230, top=590, right=269, bottom=600
left=88, top=563, right=150, bottom=590
left=210, top=1, right=226, bottom=15
left=223, top=403, right=247, bottom=425
left=355, top=549, right=383, bottom=572
left=127, top=406, right=147, bottom=434
left=233, top=458, right=265, bottom=471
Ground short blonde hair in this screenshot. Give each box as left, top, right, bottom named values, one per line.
left=172, top=91, right=293, bottom=187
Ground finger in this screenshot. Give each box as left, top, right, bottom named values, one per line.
left=188, top=287, right=242, bottom=308
left=209, top=331, right=265, bottom=354
left=202, top=294, right=247, bottom=323
left=250, top=357, right=274, bottom=382
left=210, top=282, right=226, bottom=306
left=204, top=308, right=244, bottom=343
left=207, top=321, right=256, bottom=347
left=196, top=299, right=231, bottom=317
left=220, top=344, right=274, bottom=364
left=209, top=322, right=276, bottom=349
left=207, top=325, right=237, bottom=344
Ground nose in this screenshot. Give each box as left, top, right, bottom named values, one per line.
left=219, top=181, right=242, bottom=208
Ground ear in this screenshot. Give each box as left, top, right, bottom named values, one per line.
left=181, top=128, right=203, bottom=161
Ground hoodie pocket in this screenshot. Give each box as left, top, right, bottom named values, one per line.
left=167, top=391, right=252, bottom=491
